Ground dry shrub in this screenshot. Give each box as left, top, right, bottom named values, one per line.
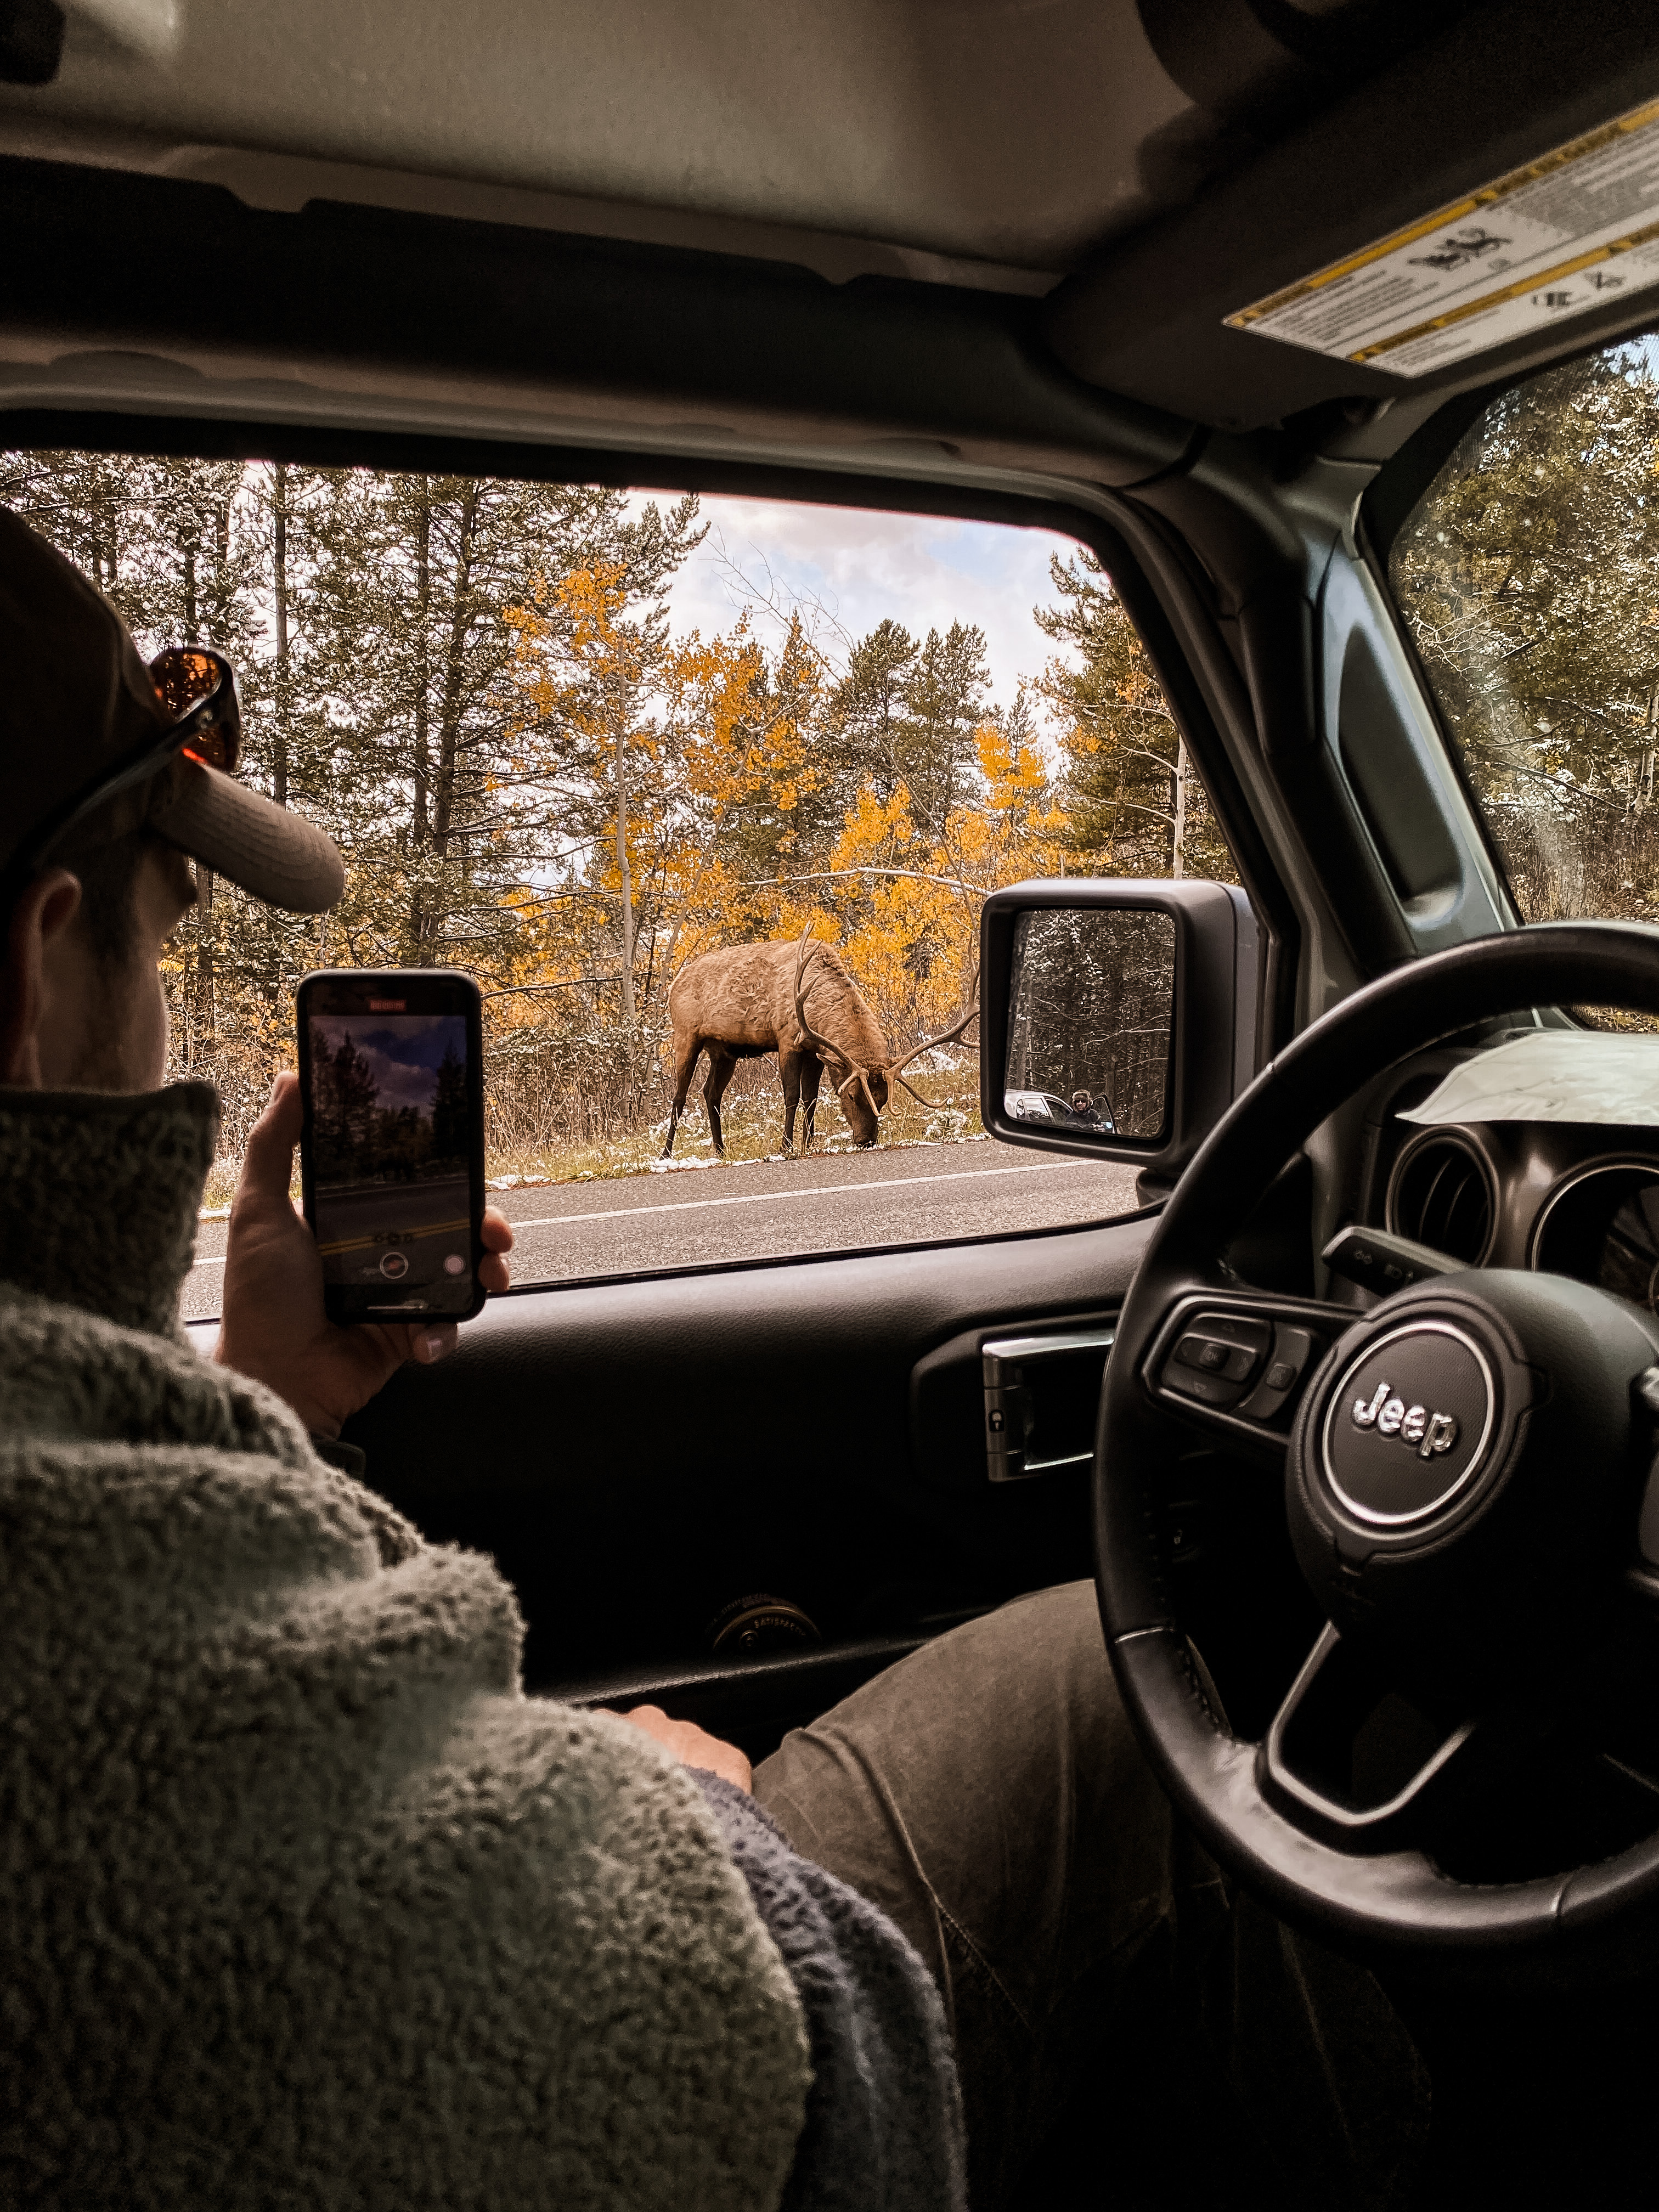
left=484, top=1018, right=673, bottom=1152
left=166, top=991, right=288, bottom=1163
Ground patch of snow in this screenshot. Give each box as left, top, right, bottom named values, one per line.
left=198, top=1205, right=231, bottom=1221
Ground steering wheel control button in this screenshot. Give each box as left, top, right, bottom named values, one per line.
left=1237, top=1325, right=1318, bottom=1424
left=1165, top=1314, right=1272, bottom=1406
left=1320, top=1321, right=1496, bottom=1527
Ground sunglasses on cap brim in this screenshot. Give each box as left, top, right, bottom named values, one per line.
left=0, top=646, right=244, bottom=909
left=149, top=647, right=242, bottom=775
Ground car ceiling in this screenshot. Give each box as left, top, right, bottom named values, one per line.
left=0, top=0, right=1195, bottom=285
left=4, top=0, right=1659, bottom=445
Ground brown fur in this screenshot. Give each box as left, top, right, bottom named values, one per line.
left=663, top=939, right=892, bottom=1155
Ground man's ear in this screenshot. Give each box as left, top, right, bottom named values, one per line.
left=0, top=870, right=84, bottom=1088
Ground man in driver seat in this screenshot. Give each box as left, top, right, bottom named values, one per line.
left=0, top=509, right=1424, bottom=2210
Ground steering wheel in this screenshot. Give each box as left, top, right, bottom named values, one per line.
left=1098, top=921, right=1659, bottom=1982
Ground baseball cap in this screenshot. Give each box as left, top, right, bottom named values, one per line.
left=0, top=505, right=345, bottom=912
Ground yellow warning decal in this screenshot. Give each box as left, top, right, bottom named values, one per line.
left=1227, top=98, right=1659, bottom=379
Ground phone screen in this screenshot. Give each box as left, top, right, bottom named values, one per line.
left=298, top=972, right=484, bottom=1319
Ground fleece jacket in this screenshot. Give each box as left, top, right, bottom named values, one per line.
left=0, top=1081, right=812, bottom=2210
left=692, top=1778, right=966, bottom=2212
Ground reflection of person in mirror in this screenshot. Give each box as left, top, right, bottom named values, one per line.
left=1069, top=1088, right=1116, bottom=1133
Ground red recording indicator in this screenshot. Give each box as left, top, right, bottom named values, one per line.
left=368, top=999, right=407, bottom=1011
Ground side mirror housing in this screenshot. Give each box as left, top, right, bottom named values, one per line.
left=979, top=879, right=1259, bottom=1184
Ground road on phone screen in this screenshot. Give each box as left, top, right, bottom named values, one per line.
left=180, top=1142, right=1144, bottom=1321
left=312, top=1172, right=473, bottom=1283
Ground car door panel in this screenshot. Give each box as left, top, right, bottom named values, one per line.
left=317, top=1207, right=1156, bottom=1743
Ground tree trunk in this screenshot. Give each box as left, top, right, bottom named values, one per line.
left=407, top=483, right=433, bottom=961
left=1171, top=736, right=1188, bottom=879
left=432, top=485, right=478, bottom=862
left=197, top=868, right=215, bottom=1042
left=616, top=695, right=636, bottom=1022
left=210, top=496, right=232, bottom=634
left=413, top=486, right=431, bottom=845
left=272, top=464, right=290, bottom=808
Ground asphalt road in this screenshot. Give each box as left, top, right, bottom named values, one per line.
left=181, top=1141, right=1144, bottom=1320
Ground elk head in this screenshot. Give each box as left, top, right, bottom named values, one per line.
left=794, top=929, right=886, bottom=1146
left=794, top=927, right=978, bottom=1146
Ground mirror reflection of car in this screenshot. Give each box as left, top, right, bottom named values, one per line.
left=1006, top=1088, right=1070, bottom=1124
left=1003, top=1088, right=1115, bottom=1132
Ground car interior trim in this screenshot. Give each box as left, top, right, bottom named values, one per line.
left=1527, top=1156, right=1659, bottom=1276
left=1385, top=1125, right=1502, bottom=1269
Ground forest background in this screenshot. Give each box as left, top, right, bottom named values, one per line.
left=3, top=452, right=1232, bottom=1197
left=1391, top=340, right=1659, bottom=951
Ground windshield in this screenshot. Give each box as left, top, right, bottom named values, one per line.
left=1389, top=335, right=1659, bottom=926
left=2, top=451, right=1242, bottom=1308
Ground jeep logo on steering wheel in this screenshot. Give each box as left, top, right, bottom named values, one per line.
left=1320, top=1319, right=1496, bottom=1529
left=1350, top=1382, right=1460, bottom=1461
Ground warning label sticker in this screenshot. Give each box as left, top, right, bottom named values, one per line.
left=1227, top=98, right=1659, bottom=377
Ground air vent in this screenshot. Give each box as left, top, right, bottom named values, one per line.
left=1387, top=1132, right=1496, bottom=1266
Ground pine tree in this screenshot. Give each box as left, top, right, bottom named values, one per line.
left=896, top=622, right=991, bottom=840
left=1034, top=548, right=1232, bottom=883
left=822, top=619, right=917, bottom=814
left=430, top=1041, right=470, bottom=1166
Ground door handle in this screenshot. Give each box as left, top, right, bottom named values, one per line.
left=980, top=1327, right=1116, bottom=1481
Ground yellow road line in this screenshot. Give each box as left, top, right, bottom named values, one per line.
left=317, top=1217, right=471, bottom=1258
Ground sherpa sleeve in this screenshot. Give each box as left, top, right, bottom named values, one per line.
left=691, top=1771, right=967, bottom=2212
left=1, top=1312, right=817, bottom=2212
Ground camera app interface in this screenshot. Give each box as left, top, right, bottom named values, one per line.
left=308, top=1012, right=472, bottom=1304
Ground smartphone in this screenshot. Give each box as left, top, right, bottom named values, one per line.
left=296, top=968, right=487, bottom=1324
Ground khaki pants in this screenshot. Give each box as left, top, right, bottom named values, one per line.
left=754, top=1582, right=1429, bottom=2212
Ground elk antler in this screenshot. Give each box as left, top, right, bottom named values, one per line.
left=794, top=926, right=881, bottom=1117
left=793, top=927, right=845, bottom=1066
left=883, top=966, right=980, bottom=1110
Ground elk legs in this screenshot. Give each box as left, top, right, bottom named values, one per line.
left=662, top=1037, right=706, bottom=1157
left=779, top=1047, right=824, bottom=1155
left=702, top=1045, right=738, bottom=1156
left=798, top=1054, right=824, bottom=1154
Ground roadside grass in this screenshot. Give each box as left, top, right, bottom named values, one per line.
left=483, top=1063, right=985, bottom=1188
left=196, top=1058, right=984, bottom=1216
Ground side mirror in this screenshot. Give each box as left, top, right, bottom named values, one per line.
left=979, top=879, right=1259, bottom=1183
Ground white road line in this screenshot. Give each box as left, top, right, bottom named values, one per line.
left=188, top=1155, right=1109, bottom=1267
left=496, top=1158, right=1093, bottom=1232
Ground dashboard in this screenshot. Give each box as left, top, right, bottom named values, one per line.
left=1359, top=1029, right=1659, bottom=1315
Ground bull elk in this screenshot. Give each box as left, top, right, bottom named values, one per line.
left=662, top=928, right=978, bottom=1157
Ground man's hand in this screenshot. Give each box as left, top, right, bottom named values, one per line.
left=603, top=1705, right=753, bottom=1793
left=213, top=1070, right=514, bottom=1437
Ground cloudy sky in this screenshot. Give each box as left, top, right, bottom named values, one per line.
left=632, top=492, right=1087, bottom=716
left=313, top=1013, right=466, bottom=1115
